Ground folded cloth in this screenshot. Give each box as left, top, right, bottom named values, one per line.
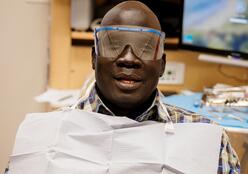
left=9, top=109, right=223, bottom=174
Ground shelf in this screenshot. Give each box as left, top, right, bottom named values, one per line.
left=71, top=31, right=94, bottom=40
left=198, top=54, right=248, bottom=68
left=165, top=37, right=179, bottom=45
left=71, top=31, right=179, bottom=46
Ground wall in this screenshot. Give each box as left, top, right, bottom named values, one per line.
left=160, top=50, right=248, bottom=92
left=0, top=0, right=49, bottom=172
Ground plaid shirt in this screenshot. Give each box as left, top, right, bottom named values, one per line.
left=74, top=84, right=241, bottom=174
left=5, top=85, right=240, bottom=174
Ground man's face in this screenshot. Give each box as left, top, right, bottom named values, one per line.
left=93, top=45, right=165, bottom=109
left=92, top=2, right=165, bottom=110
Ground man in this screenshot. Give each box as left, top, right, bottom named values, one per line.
left=5, top=1, right=240, bottom=174
left=74, top=1, right=240, bottom=173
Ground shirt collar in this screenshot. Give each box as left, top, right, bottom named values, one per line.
left=75, top=83, right=172, bottom=123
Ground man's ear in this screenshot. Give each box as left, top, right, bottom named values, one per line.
left=159, top=53, right=166, bottom=77
left=92, top=46, right=96, bottom=70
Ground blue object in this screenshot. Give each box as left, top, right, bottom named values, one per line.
left=163, top=93, right=248, bottom=129
left=95, top=26, right=165, bottom=37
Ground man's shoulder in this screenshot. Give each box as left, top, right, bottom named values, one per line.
left=163, top=102, right=213, bottom=124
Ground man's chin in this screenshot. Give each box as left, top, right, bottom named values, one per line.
left=111, top=94, right=146, bottom=108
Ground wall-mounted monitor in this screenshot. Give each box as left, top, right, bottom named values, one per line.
left=180, top=0, right=248, bottom=59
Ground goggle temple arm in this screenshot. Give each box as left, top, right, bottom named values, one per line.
left=153, top=36, right=161, bottom=60
left=157, top=33, right=165, bottom=60
left=94, top=29, right=99, bottom=56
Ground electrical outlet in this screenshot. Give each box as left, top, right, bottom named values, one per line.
left=159, top=61, right=185, bottom=85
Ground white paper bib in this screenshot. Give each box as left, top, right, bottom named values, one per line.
left=10, top=109, right=223, bottom=174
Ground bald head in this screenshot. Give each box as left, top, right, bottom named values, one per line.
left=101, top=1, right=161, bottom=30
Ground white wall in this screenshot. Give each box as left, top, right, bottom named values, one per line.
left=0, top=0, right=49, bottom=172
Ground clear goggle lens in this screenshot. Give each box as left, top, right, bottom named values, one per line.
left=94, top=26, right=165, bottom=60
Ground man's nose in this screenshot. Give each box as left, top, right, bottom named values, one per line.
left=115, top=45, right=142, bottom=69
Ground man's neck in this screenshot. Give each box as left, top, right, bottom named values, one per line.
left=95, top=86, right=157, bottom=120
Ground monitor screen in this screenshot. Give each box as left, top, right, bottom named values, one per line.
left=181, top=0, right=248, bottom=57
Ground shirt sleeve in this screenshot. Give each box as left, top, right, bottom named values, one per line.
left=218, top=130, right=241, bottom=174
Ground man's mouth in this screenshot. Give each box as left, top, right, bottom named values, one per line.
left=116, top=78, right=141, bottom=83
left=114, top=74, right=142, bottom=91
left=119, top=80, right=136, bottom=84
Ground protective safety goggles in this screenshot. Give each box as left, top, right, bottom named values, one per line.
left=94, top=25, right=165, bottom=60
